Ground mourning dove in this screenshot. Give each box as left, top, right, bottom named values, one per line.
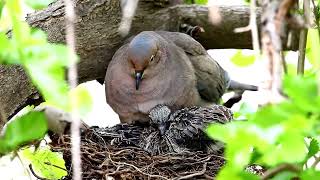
left=105, top=31, right=256, bottom=124
left=139, top=104, right=233, bottom=154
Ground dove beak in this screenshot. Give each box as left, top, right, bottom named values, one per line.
left=135, top=71, right=143, bottom=90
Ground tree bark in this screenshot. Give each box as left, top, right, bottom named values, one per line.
left=0, top=0, right=300, bottom=125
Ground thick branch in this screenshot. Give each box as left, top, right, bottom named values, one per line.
left=0, top=0, right=300, bottom=126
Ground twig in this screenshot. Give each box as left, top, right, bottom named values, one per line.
left=297, top=0, right=310, bottom=75
left=311, top=0, right=320, bottom=38
left=118, top=0, right=139, bottom=36
left=63, top=0, right=82, bottom=179
left=108, top=153, right=170, bottom=180
left=311, top=156, right=320, bottom=168
left=250, top=0, right=260, bottom=55
left=174, top=163, right=207, bottom=180
left=281, top=51, right=288, bottom=74
left=311, top=0, right=320, bottom=94
left=234, top=0, right=260, bottom=56
left=261, top=163, right=301, bottom=180
left=29, top=164, right=50, bottom=180
left=44, top=161, right=68, bottom=171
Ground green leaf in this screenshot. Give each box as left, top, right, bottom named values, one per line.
left=0, top=32, right=14, bottom=63
left=184, top=0, right=208, bottom=4
left=194, top=0, right=208, bottom=4
left=306, top=29, right=320, bottom=69
left=20, top=30, right=74, bottom=110
left=25, top=0, right=54, bottom=10
left=306, top=138, right=319, bottom=160
left=22, top=147, right=67, bottom=179
left=207, top=122, right=266, bottom=168
left=283, top=75, right=319, bottom=113
left=69, top=85, right=93, bottom=118
left=0, top=0, right=4, bottom=17
left=300, top=169, right=320, bottom=180
left=251, top=104, right=292, bottom=128
left=0, top=111, right=48, bottom=156
left=25, top=60, right=69, bottom=110
left=262, top=132, right=306, bottom=166
left=231, top=50, right=256, bottom=67
left=270, top=171, right=297, bottom=180
left=260, top=115, right=312, bottom=166
left=237, top=102, right=258, bottom=119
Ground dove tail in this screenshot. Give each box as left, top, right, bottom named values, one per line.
left=228, top=80, right=258, bottom=91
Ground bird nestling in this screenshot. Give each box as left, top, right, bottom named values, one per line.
left=138, top=104, right=233, bottom=155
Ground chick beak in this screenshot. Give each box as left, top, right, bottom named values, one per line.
left=159, top=124, right=167, bottom=135
left=135, top=71, right=143, bottom=90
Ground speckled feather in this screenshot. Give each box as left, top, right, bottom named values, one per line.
left=138, top=104, right=233, bottom=155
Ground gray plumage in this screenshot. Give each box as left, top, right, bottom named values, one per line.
left=105, top=31, right=255, bottom=124
left=138, top=104, right=233, bottom=155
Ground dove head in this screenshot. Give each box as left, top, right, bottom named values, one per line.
left=128, top=32, right=162, bottom=90
left=149, top=105, right=171, bottom=135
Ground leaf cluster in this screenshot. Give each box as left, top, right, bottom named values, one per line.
left=207, top=2, right=320, bottom=179
left=0, top=1, right=92, bottom=178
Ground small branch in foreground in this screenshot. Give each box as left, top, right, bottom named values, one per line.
left=297, top=0, right=310, bottom=75
left=311, top=0, right=320, bottom=38
left=261, top=163, right=301, bottom=180
left=63, top=0, right=82, bottom=179
left=233, top=0, right=260, bottom=56
left=311, top=156, right=320, bottom=168
left=297, top=29, right=308, bottom=75
left=29, top=164, right=49, bottom=180
left=118, top=0, right=139, bottom=36
left=250, top=0, right=260, bottom=55
left=175, top=163, right=207, bottom=180
left=281, top=51, right=288, bottom=74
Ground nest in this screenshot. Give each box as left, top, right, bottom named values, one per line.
left=49, top=126, right=226, bottom=179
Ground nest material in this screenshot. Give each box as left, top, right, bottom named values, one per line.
left=48, top=105, right=264, bottom=179
left=50, top=126, right=225, bottom=179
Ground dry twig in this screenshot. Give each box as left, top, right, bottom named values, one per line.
left=261, top=163, right=301, bottom=180
left=234, top=0, right=260, bottom=55
left=50, top=128, right=226, bottom=179
left=297, top=0, right=310, bottom=75
left=63, top=0, right=82, bottom=179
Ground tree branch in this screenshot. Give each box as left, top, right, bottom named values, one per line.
left=261, top=163, right=301, bottom=180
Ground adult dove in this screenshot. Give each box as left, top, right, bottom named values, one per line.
left=105, top=31, right=256, bottom=124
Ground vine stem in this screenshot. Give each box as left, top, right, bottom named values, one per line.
left=297, top=0, right=310, bottom=75
left=261, top=163, right=301, bottom=180
left=63, top=0, right=82, bottom=179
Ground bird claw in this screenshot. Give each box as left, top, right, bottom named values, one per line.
left=180, top=24, right=205, bottom=39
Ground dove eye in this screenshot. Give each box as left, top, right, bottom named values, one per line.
left=150, top=55, right=155, bottom=62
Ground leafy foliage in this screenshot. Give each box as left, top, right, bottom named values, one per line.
left=0, top=111, right=48, bottom=156
left=211, top=2, right=320, bottom=179
left=184, top=0, right=208, bottom=5
left=306, top=29, right=320, bottom=69
left=0, top=0, right=92, bottom=160
left=231, top=50, right=256, bottom=67
left=208, top=74, right=320, bottom=179
left=22, top=147, right=67, bottom=179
